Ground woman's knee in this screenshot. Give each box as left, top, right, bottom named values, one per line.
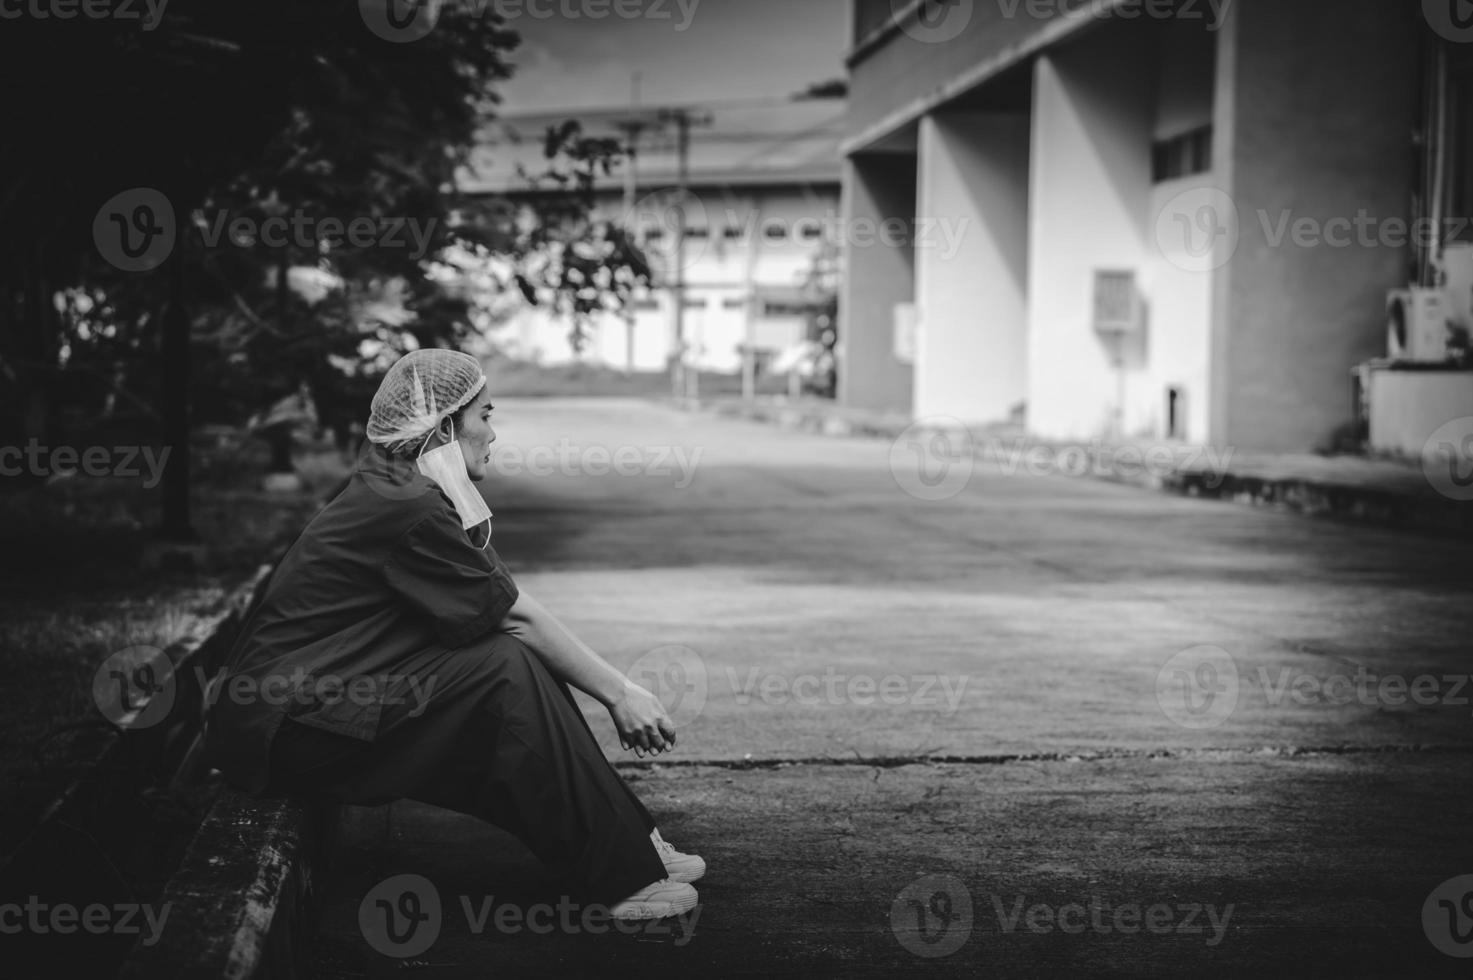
left=439, top=630, right=540, bottom=697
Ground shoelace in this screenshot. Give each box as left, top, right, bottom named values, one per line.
left=652, top=829, right=678, bottom=857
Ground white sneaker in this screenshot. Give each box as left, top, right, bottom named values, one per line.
left=608, top=878, right=698, bottom=921
left=651, top=827, right=706, bottom=883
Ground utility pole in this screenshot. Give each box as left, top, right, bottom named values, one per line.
left=615, top=72, right=646, bottom=375
left=658, top=107, right=712, bottom=402
left=742, top=204, right=763, bottom=402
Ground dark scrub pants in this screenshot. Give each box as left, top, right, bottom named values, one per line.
left=203, top=444, right=667, bottom=907
left=267, top=633, right=665, bottom=906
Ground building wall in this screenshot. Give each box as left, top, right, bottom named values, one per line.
left=914, top=111, right=1030, bottom=424
left=1144, top=173, right=1215, bottom=442
left=1154, top=14, right=1216, bottom=140
left=1137, top=17, right=1217, bottom=443
left=844, top=0, right=1422, bottom=451
left=500, top=298, right=671, bottom=372
left=839, top=153, right=917, bottom=413
left=1026, top=24, right=1155, bottom=441
left=1210, top=0, right=1420, bottom=451
left=497, top=184, right=836, bottom=373
left=847, top=0, right=1131, bottom=150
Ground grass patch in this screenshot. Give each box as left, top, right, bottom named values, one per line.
left=0, top=432, right=350, bottom=838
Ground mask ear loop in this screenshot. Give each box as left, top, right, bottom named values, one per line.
left=415, top=415, right=457, bottom=461
left=477, top=519, right=493, bottom=551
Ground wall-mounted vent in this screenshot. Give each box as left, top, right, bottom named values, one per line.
left=1093, top=270, right=1141, bottom=336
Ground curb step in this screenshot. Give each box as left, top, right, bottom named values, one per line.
left=115, top=793, right=340, bottom=980
left=693, top=399, right=1471, bottom=539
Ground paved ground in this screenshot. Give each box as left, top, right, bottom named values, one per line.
left=697, top=394, right=1473, bottom=540
left=306, top=398, right=1473, bottom=979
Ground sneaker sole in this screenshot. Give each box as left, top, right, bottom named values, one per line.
left=664, top=857, right=706, bottom=883
left=610, top=887, right=699, bottom=921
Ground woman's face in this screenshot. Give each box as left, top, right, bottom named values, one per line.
left=453, top=386, right=497, bottom=481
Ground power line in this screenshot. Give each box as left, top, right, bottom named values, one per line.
left=494, top=91, right=844, bottom=123
left=724, top=111, right=849, bottom=171
left=484, top=128, right=846, bottom=149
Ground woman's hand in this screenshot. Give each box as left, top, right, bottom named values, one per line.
left=609, top=680, right=676, bottom=758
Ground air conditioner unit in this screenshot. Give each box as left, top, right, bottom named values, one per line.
left=1093, top=269, right=1141, bottom=336
left=1386, top=287, right=1449, bottom=362
left=1437, top=242, right=1473, bottom=330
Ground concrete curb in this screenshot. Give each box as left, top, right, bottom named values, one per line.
left=692, top=397, right=1472, bottom=538
left=0, top=565, right=300, bottom=979
left=115, top=792, right=340, bottom=980
left=1161, top=469, right=1473, bottom=537
left=103, top=561, right=339, bottom=980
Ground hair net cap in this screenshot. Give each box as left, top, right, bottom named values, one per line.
left=365, top=349, right=487, bottom=453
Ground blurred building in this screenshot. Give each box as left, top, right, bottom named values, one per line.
left=462, top=102, right=843, bottom=374
left=841, top=0, right=1471, bottom=453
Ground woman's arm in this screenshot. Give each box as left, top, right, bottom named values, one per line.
left=498, top=590, right=676, bottom=756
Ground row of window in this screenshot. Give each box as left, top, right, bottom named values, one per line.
left=643, top=224, right=827, bottom=243
left=628, top=297, right=813, bottom=314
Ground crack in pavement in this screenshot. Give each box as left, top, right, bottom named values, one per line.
left=613, top=743, right=1473, bottom=771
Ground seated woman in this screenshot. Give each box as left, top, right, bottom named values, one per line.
left=202, top=348, right=703, bottom=920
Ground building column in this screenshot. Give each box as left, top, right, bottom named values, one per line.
left=1210, top=0, right=1419, bottom=452
left=838, top=153, right=915, bottom=414
left=914, top=112, right=1030, bottom=425
left=1026, top=26, right=1154, bottom=442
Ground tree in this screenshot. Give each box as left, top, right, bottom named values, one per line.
left=1, top=2, right=658, bottom=543
left=0, top=1, right=518, bottom=535
left=453, top=120, right=655, bottom=357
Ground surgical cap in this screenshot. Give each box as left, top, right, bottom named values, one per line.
left=365, top=349, right=487, bottom=455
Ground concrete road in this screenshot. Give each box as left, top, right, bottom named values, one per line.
left=307, top=398, right=1473, bottom=979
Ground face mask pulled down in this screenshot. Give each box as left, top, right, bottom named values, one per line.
left=416, top=417, right=493, bottom=550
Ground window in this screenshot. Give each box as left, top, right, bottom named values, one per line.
left=1443, top=44, right=1473, bottom=246
left=1152, top=126, right=1213, bottom=182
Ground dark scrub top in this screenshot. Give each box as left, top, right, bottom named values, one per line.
left=203, top=443, right=519, bottom=795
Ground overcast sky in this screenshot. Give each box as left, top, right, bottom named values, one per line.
left=495, top=0, right=850, bottom=114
